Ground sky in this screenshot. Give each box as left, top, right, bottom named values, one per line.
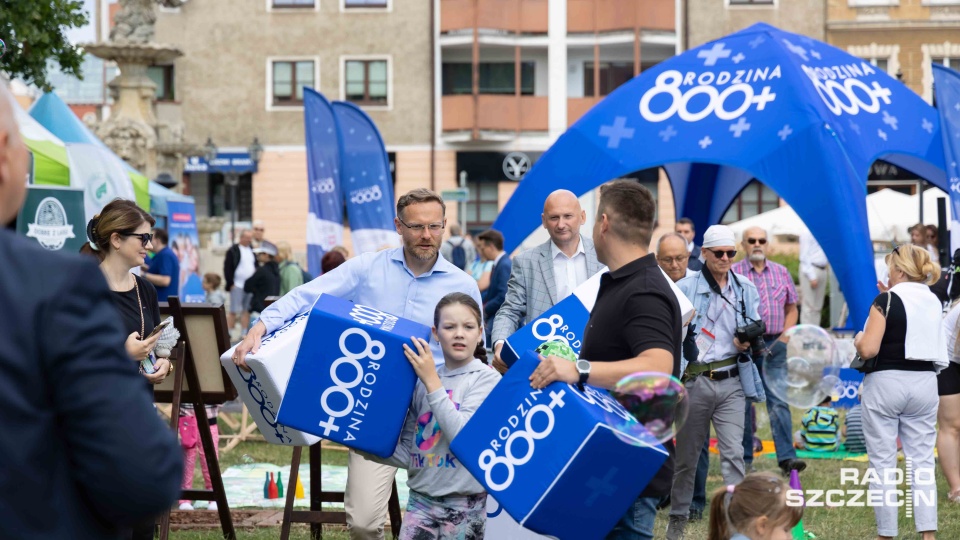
left=65, top=0, right=97, bottom=44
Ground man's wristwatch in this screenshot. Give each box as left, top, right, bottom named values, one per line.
left=576, top=359, right=591, bottom=389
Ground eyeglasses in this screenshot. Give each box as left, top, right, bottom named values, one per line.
left=709, top=249, right=737, bottom=260
left=121, top=232, right=153, bottom=247
left=746, top=238, right=767, bottom=245
left=657, top=256, right=689, bottom=266
left=397, top=216, right=444, bottom=234
left=253, top=227, right=265, bottom=232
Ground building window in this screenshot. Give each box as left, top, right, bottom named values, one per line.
left=721, top=180, right=779, bottom=224
left=931, top=56, right=957, bottom=68
left=345, top=59, right=389, bottom=106
left=344, top=0, right=388, bottom=7
left=147, top=65, right=175, bottom=101
left=272, top=0, right=315, bottom=7
left=584, top=62, right=633, bottom=97
left=441, top=62, right=535, bottom=95
left=729, top=0, right=775, bottom=4
left=272, top=60, right=314, bottom=105
left=465, top=181, right=499, bottom=232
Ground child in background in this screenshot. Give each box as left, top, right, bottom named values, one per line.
left=178, top=404, right=222, bottom=510
left=364, top=293, right=501, bottom=540
left=794, top=396, right=840, bottom=452
left=842, top=384, right=866, bottom=453
left=708, top=472, right=802, bottom=540
left=203, top=273, right=226, bottom=306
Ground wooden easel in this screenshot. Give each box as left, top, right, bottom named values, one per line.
left=157, top=298, right=238, bottom=540
left=279, top=444, right=403, bottom=540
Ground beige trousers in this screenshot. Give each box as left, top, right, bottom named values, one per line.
left=344, top=449, right=398, bottom=540
left=800, top=266, right=828, bottom=325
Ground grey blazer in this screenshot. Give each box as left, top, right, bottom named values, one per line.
left=491, top=236, right=603, bottom=344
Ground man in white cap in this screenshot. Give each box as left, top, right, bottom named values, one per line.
left=667, top=224, right=761, bottom=540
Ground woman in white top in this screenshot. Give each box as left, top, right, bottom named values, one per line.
left=855, top=244, right=947, bottom=540
left=939, top=302, right=960, bottom=504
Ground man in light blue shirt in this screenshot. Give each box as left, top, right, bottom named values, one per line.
left=232, top=188, right=482, bottom=540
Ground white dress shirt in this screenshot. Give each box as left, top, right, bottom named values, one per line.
left=550, top=236, right=589, bottom=300
left=799, top=229, right=828, bottom=282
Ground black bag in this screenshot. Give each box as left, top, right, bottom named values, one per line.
left=850, top=292, right=891, bottom=374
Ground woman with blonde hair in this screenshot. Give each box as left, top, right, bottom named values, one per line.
left=855, top=243, right=947, bottom=540
left=276, top=241, right=304, bottom=296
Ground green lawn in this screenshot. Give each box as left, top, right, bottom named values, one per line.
left=171, top=410, right=960, bottom=539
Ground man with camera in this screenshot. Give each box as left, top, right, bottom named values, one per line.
left=667, top=225, right=762, bottom=540
left=732, top=227, right=807, bottom=477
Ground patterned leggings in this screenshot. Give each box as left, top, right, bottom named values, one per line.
left=180, top=422, right=219, bottom=503
left=399, top=490, right=486, bottom=540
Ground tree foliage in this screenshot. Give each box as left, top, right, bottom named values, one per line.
left=1, top=0, right=89, bottom=91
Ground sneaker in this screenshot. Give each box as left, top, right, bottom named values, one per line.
left=178, top=502, right=194, bottom=511
left=688, top=508, right=703, bottom=522
left=207, top=501, right=218, bottom=511
left=779, top=458, right=807, bottom=476
left=666, top=515, right=687, bottom=540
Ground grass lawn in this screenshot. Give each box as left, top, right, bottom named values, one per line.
left=171, top=409, right=960, bottom=539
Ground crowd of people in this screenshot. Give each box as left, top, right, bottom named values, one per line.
left=5, top=66, right=960, bottom=538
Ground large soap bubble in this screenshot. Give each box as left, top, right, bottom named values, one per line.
left=609, top=372, right=689, bottom=445
left=763, top=324, right=841, bottom=409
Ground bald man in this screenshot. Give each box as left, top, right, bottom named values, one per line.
left=491, top=189, right=605, bottom=372
left=657, top=233, right=695, bottom=283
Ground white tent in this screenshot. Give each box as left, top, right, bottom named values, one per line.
left=728, top=188, right=916, bottom=243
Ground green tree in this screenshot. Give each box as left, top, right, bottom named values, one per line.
left=1, top=0, right=89, bottom=91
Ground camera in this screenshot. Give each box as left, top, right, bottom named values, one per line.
left=735, top=319, right=767, bottom=357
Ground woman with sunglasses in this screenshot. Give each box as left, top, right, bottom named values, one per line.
left=85, top=199, right=173, bottom=539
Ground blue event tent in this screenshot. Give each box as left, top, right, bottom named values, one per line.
left=492, top=23, right=948, bottom=329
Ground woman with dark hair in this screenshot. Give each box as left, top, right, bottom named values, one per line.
left=87, top=199, right=174, bottom=539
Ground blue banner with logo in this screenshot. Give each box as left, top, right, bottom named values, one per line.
left=304, top=89, right=345, bottom=276
left=491, top=22, right=948, bottom=329
left=167, top=201, right=205, bottom=303
left=933, top=64, right=960, bottom=255
left=332, top=101, right=399, bottom=255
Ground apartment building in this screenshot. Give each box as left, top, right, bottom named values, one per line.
left=154, top=1, right=677, bottom=252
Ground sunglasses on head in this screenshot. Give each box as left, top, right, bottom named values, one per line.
left=746, top=238, right=767, bottom=245
left=709, top=249, right=737, bottom=259
left=121, top=231, right=153, bottom=247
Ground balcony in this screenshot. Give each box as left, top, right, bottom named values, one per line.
left=567, top=97, right=600, bottom=126
left=440, top=0, right=549, bottom=34
left=442, top=95, right=548, bottom=136
left=567, top=0, right=675, bottom=34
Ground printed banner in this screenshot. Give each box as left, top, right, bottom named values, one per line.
left=304, top=88, right=345, bottom=276
left=65, top=143, right=137, bottom=222
left=332, top=101, right=399, bottom=255
left=933, top=64, right=960, bottom=255
left=16, top=185, right=85, bottom=253
left=167, top=201, right=205, bottom=303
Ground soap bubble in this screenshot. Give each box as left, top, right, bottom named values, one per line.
left=609, top=372, right=688, bottom=445
left=0, top=39, right=5, bottom=58
left=763, top=325, right=841, bottom=409
left=239, top=454, right=255, bottom=471
left=534, top=339, right=578, bottom=363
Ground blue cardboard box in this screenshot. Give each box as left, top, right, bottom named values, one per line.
left=830, top=368, right=864, bottom=409
left=452, top=353, right=669, bottom=540
left=277, top=294, right=432, bottom=457
left=501, top=272, right=602, bottom=366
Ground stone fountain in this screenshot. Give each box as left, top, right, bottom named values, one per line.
left=83, top=0, right=198, bottom=184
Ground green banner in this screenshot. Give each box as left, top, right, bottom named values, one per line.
left=16, top=185, right=86, bottom=253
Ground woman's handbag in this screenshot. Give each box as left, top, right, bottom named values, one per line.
left=851, top=292, right=891, bottom=374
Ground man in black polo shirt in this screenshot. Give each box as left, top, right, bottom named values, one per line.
left=531, top=181, right=681, bottom=540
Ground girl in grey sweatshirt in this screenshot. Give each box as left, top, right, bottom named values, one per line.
left=367, top=293, right=501, bottom=540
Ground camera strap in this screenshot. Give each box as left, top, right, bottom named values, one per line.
left=701, top=269, right=749, bottom=323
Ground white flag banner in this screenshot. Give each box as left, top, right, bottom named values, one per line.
left=66, top=143, right=137, bottom=221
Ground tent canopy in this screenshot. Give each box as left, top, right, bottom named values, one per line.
left=8, top=95, right=70, bottom=186
left=492, top=23, right=947, bottom=329
left=29, top=92, right=150, bottom=210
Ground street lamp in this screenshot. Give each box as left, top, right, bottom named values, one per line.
left=204, top=136, right=264, bottom=243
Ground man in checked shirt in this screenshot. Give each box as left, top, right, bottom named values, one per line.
left=731, top=226, right=807, bottom=476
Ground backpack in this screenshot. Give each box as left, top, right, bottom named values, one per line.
left=449, top=238, right=467, bottom=270
left=301, top=265, right=313, bottom=283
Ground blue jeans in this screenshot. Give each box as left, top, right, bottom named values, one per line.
left=742, top=338, right=797, bottom=465
left=691, top=439, right=710, bottom=513
left=606, top=496, right=658, bottom=540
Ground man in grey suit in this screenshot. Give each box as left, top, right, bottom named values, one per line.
left=491, top=189, right=604, bottom=372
